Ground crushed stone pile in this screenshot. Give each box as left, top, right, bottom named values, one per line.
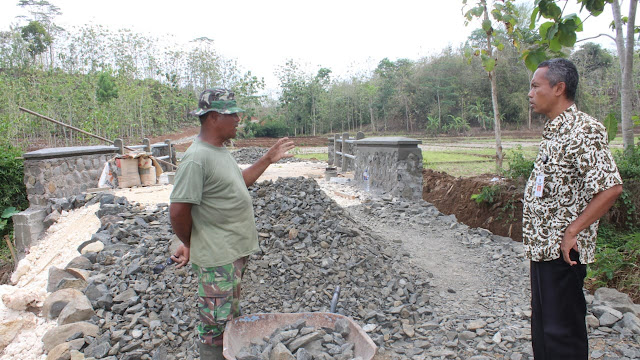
left=236, top=318, right=358, bottom=360
left=231, top=147, right=308, bottom=164
left=27, top=178, right=640, bottom=360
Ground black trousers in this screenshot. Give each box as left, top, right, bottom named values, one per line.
left=530, top=250, right=588, bottom=360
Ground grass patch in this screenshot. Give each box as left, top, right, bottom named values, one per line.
left=587, top=227, right=640, bottom=302
left=295, top=153, right=328, bottom=162
left=422, top=151, right=492, bottom=164
left=428, top=161, right=498, bottom=177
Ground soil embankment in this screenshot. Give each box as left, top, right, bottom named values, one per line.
left=422, top=169, right=524, bottom=242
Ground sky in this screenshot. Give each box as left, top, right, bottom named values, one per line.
left=0, top=0, right=620, bottom=93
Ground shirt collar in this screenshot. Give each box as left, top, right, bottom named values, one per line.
left=544, top=104, right=577, bottom=137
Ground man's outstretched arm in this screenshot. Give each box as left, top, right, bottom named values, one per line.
left=242, top=137, right=295, bottom=187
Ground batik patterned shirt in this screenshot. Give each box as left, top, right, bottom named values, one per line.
left=523, top=105, right=622, bottom=264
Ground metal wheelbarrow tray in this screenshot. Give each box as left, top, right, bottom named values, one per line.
left=222, top=312, right=378, bottom=359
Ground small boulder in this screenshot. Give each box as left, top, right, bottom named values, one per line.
left=64, top=256, right=92, bottom=270
left=80, top=241, right=104, bottom=254
left=42, top=321, right=98, bottom=352
left=57, top=294, right=95, bottom=325
left=47, top=267, right=75, bottom=293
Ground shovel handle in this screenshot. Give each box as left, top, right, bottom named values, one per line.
left=330, top=285, right=341, bottom=313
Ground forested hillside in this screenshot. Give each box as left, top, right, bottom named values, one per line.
left=1, top=1, right=636, bottom=149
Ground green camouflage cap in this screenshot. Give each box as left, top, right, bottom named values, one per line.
left=189, top=88, right=244, bottom=116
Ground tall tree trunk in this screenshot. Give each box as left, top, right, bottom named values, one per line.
left=404, top=97, right=410, bottom=132
left=483, top=0, right=503, bottom=170
left=612, top=0, right=637, bottom=152
left=369, top=97, right=376, bottom=132
left=436, top=88, right=442, bottom=127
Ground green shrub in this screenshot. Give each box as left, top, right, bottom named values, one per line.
left=471, top=185, right=501, bottom=205
left=254, top=121, right=291, bottom=138
left=588, top=229, right=640, bottom=302
left=614, top=142, right=640, bottom=181
left=503, top=145, right=534, bottom=181
left=0, top=145, right=28, bottom=240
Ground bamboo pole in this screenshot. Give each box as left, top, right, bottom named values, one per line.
left=19, top=107, right=177, bottom=169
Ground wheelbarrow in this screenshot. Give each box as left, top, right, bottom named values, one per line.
left=222, top=287, right=377, bottom=359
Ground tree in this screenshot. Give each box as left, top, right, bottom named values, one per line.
left=20, top=20, right=51, bottom=62
left=96, top=69, right=118, bottom=104
left=611, top=0, right=637, bottom=151
left=464, top=0, right=519, bottom=170
left=17, top=0, right=63, bottom=68
left=526, top=0, right=637, bottom=151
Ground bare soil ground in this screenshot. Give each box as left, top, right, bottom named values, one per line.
left=422, top=169, right=524, bottom=242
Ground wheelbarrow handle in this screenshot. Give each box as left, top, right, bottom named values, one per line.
left=330, top=285, right=341, bottom=313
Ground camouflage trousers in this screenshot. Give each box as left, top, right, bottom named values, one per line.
left=191, top=256, right=247, bottom=347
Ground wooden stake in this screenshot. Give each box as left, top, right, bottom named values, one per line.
left=3, top=235, right=16, bottom=266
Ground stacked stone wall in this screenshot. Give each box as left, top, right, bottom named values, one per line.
left=355, top=146, right=422, bottom=200
left=24, top=153, right=114, bottom=206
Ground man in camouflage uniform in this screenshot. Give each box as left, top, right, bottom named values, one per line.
left=524, top=58, right=622, bottom=359
left=169, top=88, right=294, bottom=359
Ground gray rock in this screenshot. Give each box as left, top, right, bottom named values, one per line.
left=42, top=288, right=85, bottom=319
left=65, top=256, right=93, bottom=270
left=287, top=332, right=323, bottom=353
left=593, top=306, right=623, bottom=327
left=84, top=334, right=111, bottom=359
left=113, top=288, right=137, bottom=303
left=270, top=342, right=295, bottom=360
left=42, top=321, right=98, bottom=351
left=594, top=287, right=640, bottom=316
left=57, top=294, right=95, bottom=325
left=43, top=210, right=61, bottom=228
left=619, top=313, right=640, bottom=334
left=47, top=266, right=75, bottom=293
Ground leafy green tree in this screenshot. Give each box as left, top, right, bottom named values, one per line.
left=96, top=68, right=118, bottom=104
left=20, top=20, right=51, bottom=62
left=464, top=0, right=519, bottom=170
left=525, top=0, right=637, bottom=151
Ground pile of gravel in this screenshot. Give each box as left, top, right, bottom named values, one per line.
left=42, top=178, right=429, bottom=359
left=231, top=147, right=308, bottom=164
left=40, top=179, right=640, bottom=360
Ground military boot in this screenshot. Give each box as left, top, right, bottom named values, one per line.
left=198, top=342, right=225, bottom=360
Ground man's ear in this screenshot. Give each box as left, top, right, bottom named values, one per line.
left=553, top=81, right=567, bottom=98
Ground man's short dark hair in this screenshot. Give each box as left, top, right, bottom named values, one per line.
left=537, top=58, right=579, bottom=101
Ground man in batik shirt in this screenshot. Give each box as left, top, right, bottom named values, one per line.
left=523, top=58, right=623, bottom=359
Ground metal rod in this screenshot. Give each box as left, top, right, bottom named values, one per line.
left=335, top=151, right=356, bottom=160
left=19, top=106, right=177, bottom=169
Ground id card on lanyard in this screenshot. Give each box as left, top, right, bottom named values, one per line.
left=534, top=174, right=544, bottom=197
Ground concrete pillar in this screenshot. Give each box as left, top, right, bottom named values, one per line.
left=114, top=139, right=124, bottom=155
left=341, top=132, right=349, bottom=172
left=12, top=207, right=47, bottom=263
left=327, top=137, right=334, bottom=166
left=143, top=138, right=151, bottom=153
left=334, top=134, right=340, bottom=167
left=164, top=139, right=174, bottom=165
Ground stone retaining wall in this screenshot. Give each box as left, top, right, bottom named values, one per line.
left=354, top=137, right=423, bottom=200
left=23, top=146, right=118, bottom=207
left=327, top=134, right=423, bottom=200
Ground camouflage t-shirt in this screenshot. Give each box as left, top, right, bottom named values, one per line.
left=522, top=105, right=622, bottom=264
